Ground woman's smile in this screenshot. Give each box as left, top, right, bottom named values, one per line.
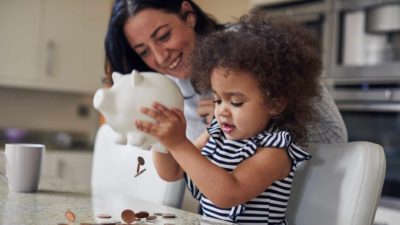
left=168, top=53, right=182, bottom=70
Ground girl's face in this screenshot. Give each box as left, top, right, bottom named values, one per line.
left=123, top=5, right=196, bottom=79
left=211, top=69, right=284, bottom=140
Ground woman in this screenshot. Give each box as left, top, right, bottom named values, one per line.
left=104, top=0, right=347, bottom=143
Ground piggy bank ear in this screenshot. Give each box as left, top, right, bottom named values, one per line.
left=131, top=70, right=144, bottom=87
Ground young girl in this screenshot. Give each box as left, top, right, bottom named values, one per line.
left=135, top=10, right=321, bottom=225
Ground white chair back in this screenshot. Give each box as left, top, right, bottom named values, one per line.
left=287, top=141, right=386, bottom=225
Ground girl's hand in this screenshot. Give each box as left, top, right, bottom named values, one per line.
left=196, top=98, right=214, bottom=125
left=136, top=102, right=187, bottom=149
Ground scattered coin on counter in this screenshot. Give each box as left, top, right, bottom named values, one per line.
left=121, top=209, right=136, bottom=224
left=135, top=211, right=150, bottom=219
left=153, top=212, right=163, bottom=216
left=97, top=213, right=112, bottom=219
left=146, top=215, right=157, bottom=221
left=65, top=210, right=76, bottom=222
left=162, top=213, right=176, bottom=219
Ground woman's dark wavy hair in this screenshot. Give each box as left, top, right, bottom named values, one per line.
left=191, top=10, right=322, bottom=145
left=104, top=0, right=223, bottom=78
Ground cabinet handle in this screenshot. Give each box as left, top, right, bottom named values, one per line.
left=46, top=40, right=55, bottom=76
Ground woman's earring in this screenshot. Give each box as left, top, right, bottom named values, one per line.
left=187, top=13, right=196, bottom=27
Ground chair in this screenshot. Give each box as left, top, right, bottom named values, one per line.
left=286, top=141, right=386, bottom=225
left=91, top=124, right=185, bottom=208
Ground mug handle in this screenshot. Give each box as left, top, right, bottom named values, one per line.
left=0, top=151, right=8, bottom=183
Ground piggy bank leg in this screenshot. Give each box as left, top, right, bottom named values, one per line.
left=127, top=132, right=146, bottom=147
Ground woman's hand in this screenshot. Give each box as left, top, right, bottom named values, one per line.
left=136, top=102, right=187, bottom=149
left=197, top=98, right=214, bottom=125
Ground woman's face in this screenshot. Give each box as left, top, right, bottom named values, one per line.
left=123, top=7, right=196, bottom=79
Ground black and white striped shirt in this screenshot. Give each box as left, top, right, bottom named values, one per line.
left=184, top=119, right=311, bottom=224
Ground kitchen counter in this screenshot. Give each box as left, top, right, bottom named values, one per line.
left=0, top=178, right=236, bottom=225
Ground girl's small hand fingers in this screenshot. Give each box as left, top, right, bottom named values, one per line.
left=172, top=108, right=185, bottom=122
left=136, top=120, right=150, bottom=133
left=153, top=102, right=177, bottom=120
left=136, top=121, right=168, bottom=139
left=141, top=106, right=167, bottom=121
left=140, top=107, right=157, bottom=118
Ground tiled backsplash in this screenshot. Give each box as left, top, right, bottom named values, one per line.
left=0, top=87, right=99, bottom=149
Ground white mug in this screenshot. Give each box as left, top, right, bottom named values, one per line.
left=0, top=143, right=45, bottom=192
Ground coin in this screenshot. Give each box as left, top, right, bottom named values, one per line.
left=136, top=156, right=145, bottom=174
left=146, top=215, right=157, bottom=220
left=138, top=156, right=145, bottom=165
left=136, top=211, right=149, bottom=219
left=97, top=213, right=112, bottom=219
left=162, top=213, right=176, bottom=219
left=154, top=212, right=163, bottom=216
left=121, top=209, right=136, bottom=224
left=64, top=210, right=76, bottom=222
left=134, top=168, right=147, bottom=177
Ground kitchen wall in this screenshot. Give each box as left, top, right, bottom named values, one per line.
left=0, top=87, right=99, bottom=146
left=0, top=87, right=96, bottom=132
left=194, top=0, right=251, bottom=23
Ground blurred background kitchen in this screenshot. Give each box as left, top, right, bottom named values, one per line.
left=0, top=0, right=399, bottom=224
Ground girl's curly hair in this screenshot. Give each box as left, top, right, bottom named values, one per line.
left=191, top=9, right=322, bottom=145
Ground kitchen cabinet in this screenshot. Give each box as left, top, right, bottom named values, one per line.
left=42, top=151, right=93, bottom=187
left=0, top=0, right=112, bottom=94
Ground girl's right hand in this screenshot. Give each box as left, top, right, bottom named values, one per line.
left=136, top=102, right=187, bottom=149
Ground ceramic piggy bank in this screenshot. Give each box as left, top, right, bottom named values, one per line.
left=93, top=70, right=183, bottom=152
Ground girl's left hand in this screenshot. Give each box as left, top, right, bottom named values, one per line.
left=197, top=98, right=214, bottom=125
left=136, top=102, right=187, bottom=149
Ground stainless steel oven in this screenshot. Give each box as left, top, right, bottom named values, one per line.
left=332, top=0, right=400, bottom=82
left=333, top=82, right=400, bottom=223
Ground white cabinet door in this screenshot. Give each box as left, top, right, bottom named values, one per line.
left=0, top=0, right=42, bottom=86
left=0, top=0, right=112, bottom=94
left=42, top=151, right=93, bottom=187
left=41, top=0, right=112, bottom=93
